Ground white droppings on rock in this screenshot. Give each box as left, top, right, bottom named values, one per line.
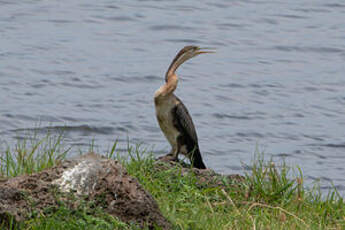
left=52, top=156, right=112, bottom=196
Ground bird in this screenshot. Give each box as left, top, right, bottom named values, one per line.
left=154, top=46, right=214, bottom=169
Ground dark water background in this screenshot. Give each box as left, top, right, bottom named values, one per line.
left=1, top=0, right=345, bottom=193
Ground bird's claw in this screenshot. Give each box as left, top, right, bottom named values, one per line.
left=158, top=154, right=178, bottom=162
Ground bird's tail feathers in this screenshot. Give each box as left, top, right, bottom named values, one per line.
left=190, top=147, right=206, bottom=169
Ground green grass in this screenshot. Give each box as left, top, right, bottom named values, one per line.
left=0, top=132, right=69, bottom=178
left=22, top=205, right=131, bottom=230
left=1, top=134, right=345, bottom=229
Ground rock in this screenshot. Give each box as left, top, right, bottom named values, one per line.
left=0, top=153, right=171, bottom=229
left=155, top=157, right=245, bottom=190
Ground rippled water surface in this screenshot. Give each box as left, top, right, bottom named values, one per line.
left=1, top=0, right=345, bottom=192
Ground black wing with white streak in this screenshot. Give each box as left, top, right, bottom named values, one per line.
left=173, top=99, right=199, bottom=146
left=172, top=98, right=206, bottom=169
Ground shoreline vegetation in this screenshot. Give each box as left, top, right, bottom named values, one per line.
left=1, top=133, right=344, bottom=229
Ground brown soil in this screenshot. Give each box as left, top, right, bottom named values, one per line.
left=0, top=153, right=171, bottom=229
left=0, top=153, right=244, bottom=229
left=156, top=155, right=245, bottom=190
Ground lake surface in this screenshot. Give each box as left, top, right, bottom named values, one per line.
left=1, top=0, right=345, bottom=193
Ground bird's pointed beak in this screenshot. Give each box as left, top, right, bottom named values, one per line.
left=196, top=47, right=216, bottom=55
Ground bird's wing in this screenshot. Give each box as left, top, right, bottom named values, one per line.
left=173, top=101, right=199, bottom=145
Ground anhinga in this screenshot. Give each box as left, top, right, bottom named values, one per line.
left=154, top=46, right=214, bottom=169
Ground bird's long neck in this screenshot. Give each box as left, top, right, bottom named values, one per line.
left=154, top=73, right=178, bottom=101
left=155, top=51, right=186, bottom=99
left=158, top=73, right=178, bottom=97
left=165, top=52, right=185, bottom=82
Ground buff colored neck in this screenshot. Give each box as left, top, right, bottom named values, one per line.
left=155, top=54, right=183, bottom=99
left=156, top=73, right=178, bottom=98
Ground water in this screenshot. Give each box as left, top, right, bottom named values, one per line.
left=1, top=0, right=345, bottom=193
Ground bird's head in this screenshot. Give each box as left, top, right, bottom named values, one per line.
left=175, top=45, right=215, bottom=65
left=166, top=46, right=215, bottom=79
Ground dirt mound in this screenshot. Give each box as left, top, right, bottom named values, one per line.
left=0, top=153, right=171, bottom=229
left=156, top=155, right=245, bottom=190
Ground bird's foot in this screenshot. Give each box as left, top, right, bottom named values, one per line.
left=158, top=153, right=178, bottom=163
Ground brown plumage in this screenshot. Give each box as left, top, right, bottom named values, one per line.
left=154, top=46, right=214, bottom=169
